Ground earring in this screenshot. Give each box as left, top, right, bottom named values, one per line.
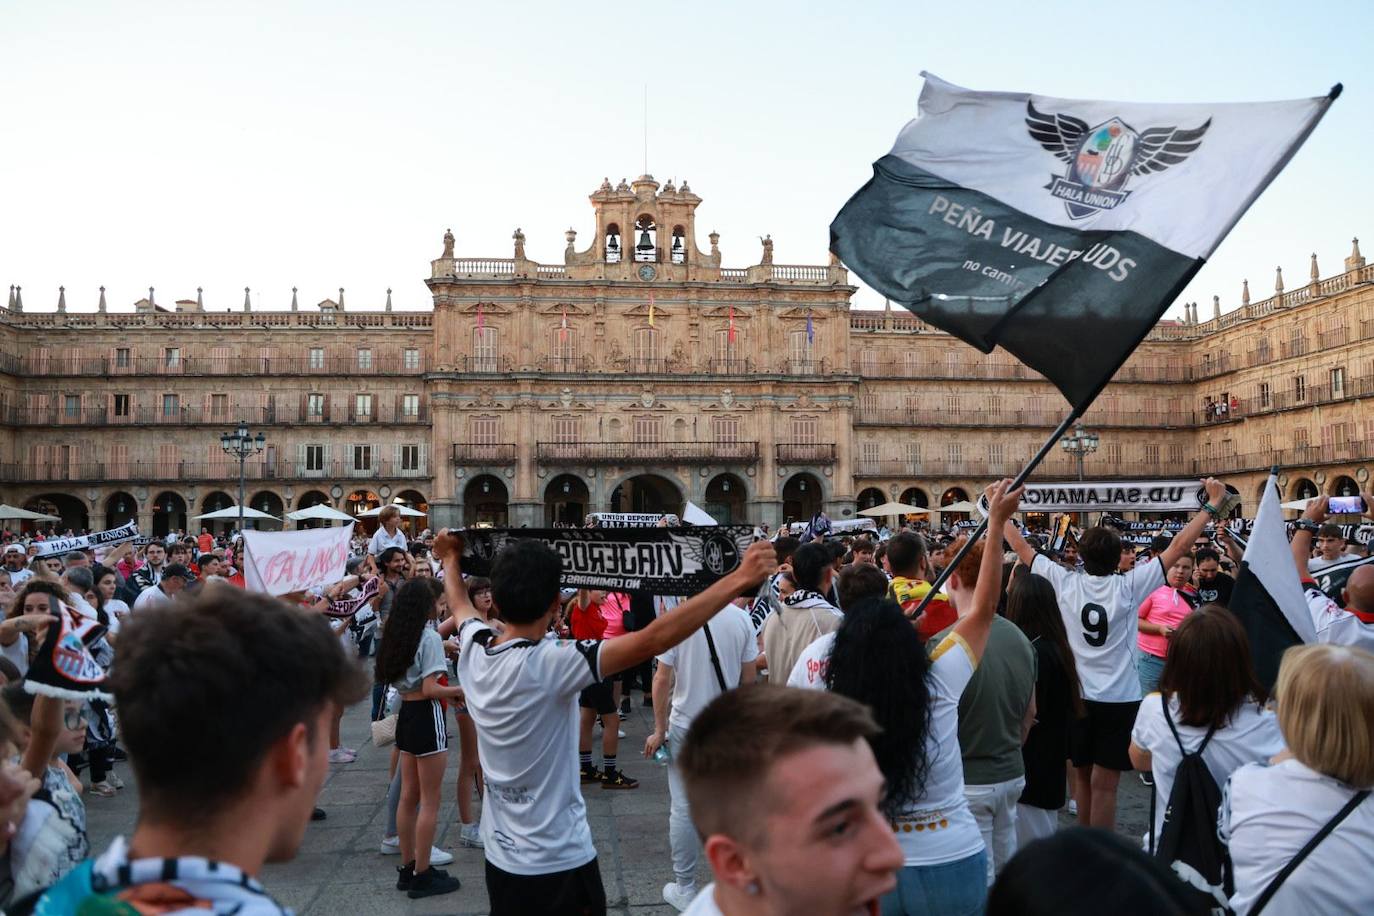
left=746, top=882, right=760, bottom=896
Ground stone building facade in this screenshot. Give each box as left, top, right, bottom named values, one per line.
left=2, top=176, right=1372, bottom=534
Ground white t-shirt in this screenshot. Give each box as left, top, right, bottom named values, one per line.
left=656, top=604, right=758, bottom=735
left=1301, top=583, right=1374, bottom=652
left=1131, top=693, right=1284, bottom=840
left=680, top=883, right=724, bottom=915
left=1308, top=553, right=1361, bottom=573
left=0, top=634, right=29, bottom=677
left=786, top=632, right=836, bottom=690
left=1222, top=759, right=1374, bottom=915
left=456, top=617, right=601, bottom=876
left=132, top=585, right=173, bottom=613
left=368, top=527, right=408, bottom=556
left=7, top=567, right=33, bottom=587
left=894, top=632, right=983, bottom=866
left=105, top=598, right=131, bottom=627
left=1032, top=553, right=1165, bottom=702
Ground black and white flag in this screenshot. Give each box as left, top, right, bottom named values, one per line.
left=831, top=73, right=1337, bottom=408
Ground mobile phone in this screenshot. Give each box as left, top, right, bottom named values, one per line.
left=1329, top=495, right=1367, bottom=514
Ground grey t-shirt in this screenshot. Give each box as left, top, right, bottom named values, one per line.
left=392, top=627, right=446, bottom=693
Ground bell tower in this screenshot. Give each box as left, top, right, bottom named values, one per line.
left=563, top=175, right=721, bottom=280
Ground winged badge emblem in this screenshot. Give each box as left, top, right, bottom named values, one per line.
left=1025, top=100, right=1211, bottom=219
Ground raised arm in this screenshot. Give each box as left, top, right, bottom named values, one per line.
left=954, top=479, right=1023, bottom=662
left=433, top=531, right=480, bottom=627
left=1158, top=477, right=1228, bottom=571
left=598, top=541, right=776, bottom=678
left=1003, top=517, right=1037, bottom=567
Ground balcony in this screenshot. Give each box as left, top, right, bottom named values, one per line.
left=451, top=356, right=512, bottom=374
left=0, top=458, right=432, bottom=485
left=452, top=443, right=518, bottom=465
left=537, top=356, right=593, bottom=373
left=0, top=403, right=432, bottom=428
left=9, top=354, right=432, bottom=377
left=535, top=441, right=759, bottom=466
left=706, top=358, right=754, bottom=374
left=775, top=443, right=836, bottom=465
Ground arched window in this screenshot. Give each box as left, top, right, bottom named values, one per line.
left=605, top=223, right=622, bottom=263
left=633, top=215, right=658, bottom=263
left=670, top=226, right=686, bottom=264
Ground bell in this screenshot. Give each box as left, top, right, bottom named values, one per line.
left=672, top=235, right=683, bottom=252
left=636, top=229, right=654, bottom=252
left=607, top=234, right=619, bottom=251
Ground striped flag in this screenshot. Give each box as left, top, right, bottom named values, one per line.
left=477, top=301, right=485, bottom=330
left=805, top=313, right=814, bottom=344
left=831, top=73, right=1337, bottom=409
left=728, top=304, right=736, bottom=343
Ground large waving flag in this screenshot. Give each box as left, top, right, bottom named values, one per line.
left=831, top=73, right=1338, bottom=408
left=1229, top=472, right=1316, bottom=689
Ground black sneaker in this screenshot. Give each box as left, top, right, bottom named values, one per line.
left=395, top=861, right=415, bottom=891
left=580, top=763, right=603, bottom=784
left=408, top=866, right=462, bottom=899
left=619, top=697, right=631, bottom=720
left=641, top=693, right=653, bottom=707
left=311, top=807, right=327, bottom=822
left=601, top=767, right=639, bottom=790
left=1139, top=772, right=1155, bottom=788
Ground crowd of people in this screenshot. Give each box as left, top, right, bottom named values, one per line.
left=0, top=484, right=1366, bottom=914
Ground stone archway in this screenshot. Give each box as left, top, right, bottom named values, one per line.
left=105, top=491, right=138, bottom=530
left=248, top=491, right=285, bottom=531
left=1289, top=478, right=1319, bottom=501
left=199, top=491, right=235, bottom=536
left=609, top=473, right=683, bottom=515
left=151, top=491, right=187, bottom=537
left=857, top=487, right=886, bottom=512
left=293, top=490, right=333, bottom=529
left=346, top=489, right=381, bottom=534
left=24, top=493, right=89, bottom=534
left=395, top=490, right=429, bottom=535
left=781, top=473, right=823, bottom=526
left=1329, top=475, right=1360, bottom=498
left=900, top=486, right=930, bottom=509
left=546, top=474, right=590, bottom=526
left=940, top=486, right=972, bottom=522
left=704, top=473, right=748, bottom=525
left=464, top=476, right=508, bottom=527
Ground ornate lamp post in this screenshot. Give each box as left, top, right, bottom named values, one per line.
left=1059, top=421, right=1100, bottom=525
left=220, top=421, right=265, bottom=535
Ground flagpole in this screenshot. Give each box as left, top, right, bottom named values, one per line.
left=907, top=406, right=1086, bottom=618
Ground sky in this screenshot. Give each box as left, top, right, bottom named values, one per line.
left=1, top=0, right=1370, bottom=319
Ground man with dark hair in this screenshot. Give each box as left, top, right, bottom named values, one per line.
left=132, top=564, right=193, bottom=612
left=886, top=531, right=956, bottom=642
left=1004, top=478, right=1229, bottom=831
left=1193, top=547, right=1234, bottom=605
left=849, top=538, right=876, bottom=567
left=128, top=542, right=167, bottom=595
left=436, top=532, right=776, bottom=916
left=1309, top=522, right=1360, bottom=572
left=761, top=542, right=842, bottom=688
left=786, top=564, right=890, bottom=690
left=37, top=585, right=370, bottom=912
left=675, top=685, right=903, bottom=915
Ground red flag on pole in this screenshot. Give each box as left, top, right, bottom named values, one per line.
left=728, top=304, right=736, bottom=343
left=561, top=304, right=569, bottom=343
left=477, top=302, right=485, bottom=330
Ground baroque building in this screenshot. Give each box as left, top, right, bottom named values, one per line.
left=2, top=177, right=1372, bottom=534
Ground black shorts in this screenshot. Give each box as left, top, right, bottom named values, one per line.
left=1070, top=699, right=1139, bottom=771
left=396, top=699, right=448, bottom=757
left=485, top=857, right=606, bottom=916
left=578, top=680, right=616, bottom=715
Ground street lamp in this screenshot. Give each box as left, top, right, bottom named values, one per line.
left=220, top=421, right=266, bottom=536
left=1059, top=421, right=1100, bottom=481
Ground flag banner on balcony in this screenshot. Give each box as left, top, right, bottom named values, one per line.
left=830, top=73, right=1338, bottom=409
left=976, top=479, right=1213, bottom=515
left=458, top=525, right=756, bottom=596
left=243, top=523, right=354, bottom=597
left=31, top=520, right=140, bottom=558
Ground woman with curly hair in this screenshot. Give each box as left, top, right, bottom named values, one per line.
left=375, top=577, right=464, bottom=899
left=0, top=581, right=70, bottom=676
left=825, top=480, right=1021, bottom=916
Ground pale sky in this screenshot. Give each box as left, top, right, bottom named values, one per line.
left=2, top=0, right=1369, bottom=319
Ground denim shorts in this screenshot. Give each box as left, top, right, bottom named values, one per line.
left=880, top=849, right=988, bottom=916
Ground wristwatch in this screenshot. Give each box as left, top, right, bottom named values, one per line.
left=1294, top=520, right=1320, bottom=534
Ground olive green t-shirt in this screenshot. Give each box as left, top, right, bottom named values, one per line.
left=930, top=615, right=1037, bottom=785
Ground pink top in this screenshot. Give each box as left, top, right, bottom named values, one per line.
left=600, top=592, right=629, bottom=639
left=1137, top=585, right=1196, bottom=658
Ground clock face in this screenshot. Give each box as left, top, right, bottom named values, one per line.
left=638, top=265, right=657, bottom=281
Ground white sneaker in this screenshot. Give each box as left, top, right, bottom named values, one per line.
left=378, top=836, right=453, bottom=866
left=108, top=773, right=125, bottom=790
left=662, top=882, right=697, bottom=912
left=328, top=748, right=356, bottom=764
left=458, top=822, right=484, bottom=848
left=1067, top=799, right=1079, bottom=816
left=617, top=728, right=627, bottom=739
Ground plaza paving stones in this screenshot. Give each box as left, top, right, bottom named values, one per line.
left=85, top=692, right=1152, bottom=914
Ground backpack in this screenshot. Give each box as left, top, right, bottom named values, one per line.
left=1151, top=694, right=1232, bottom=911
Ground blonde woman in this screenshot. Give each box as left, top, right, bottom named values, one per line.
left=1221, top=644, right=1374, bottom=915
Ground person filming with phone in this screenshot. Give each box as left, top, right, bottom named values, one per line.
left=1308, top=494, right=1367, bottom=573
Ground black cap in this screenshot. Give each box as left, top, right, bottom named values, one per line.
left=163, top=564, right=195, bottom=581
